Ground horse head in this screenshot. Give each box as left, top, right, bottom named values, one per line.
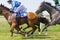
left=35, top=1, right=57, bottom=21
left=35, top=2, right=46, bottom=14
left=35, top=1, right=53, bottom=14
left=0, top=4, right=10, bottom=14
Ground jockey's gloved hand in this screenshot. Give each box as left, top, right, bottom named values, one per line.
left=10, top=8, right=12, bottom=11
left=9, top=8, right=14, bottom=13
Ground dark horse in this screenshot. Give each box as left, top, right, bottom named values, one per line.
left=35, top=1, right=60, bottom=33
left=35, top=1, right=57, bottom=21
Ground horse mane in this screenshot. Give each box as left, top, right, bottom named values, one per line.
left=42, top=1, right=56, bottom=9
left=0, top=4, right=14, bottom=13
left=0, top=4, right=10, bottom=11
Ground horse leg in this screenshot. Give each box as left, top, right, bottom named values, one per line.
left=10, top=23, right=16, bottom=36
left=37, top=24, right=42, bottom=35
left=42, top=24, right=49, bottom=33
left=28, top=26, right=37, bottom=36
left=14, top=25, right=21, bottom=34
left=25, top=26, right=37, bottom=37
left=23, top=25, right=30, bottom=31
left=45, top=27, right=48, bottom=35
left=42, top=20, right=55, bottom=32
left=44, top=24, right=48, bottom=35
left=14, top=25, right=26, bottom=36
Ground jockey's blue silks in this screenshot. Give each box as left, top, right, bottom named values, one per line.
left=11, top=0, right=27, bottom=17
left=11, top=0, right=21, bottom=11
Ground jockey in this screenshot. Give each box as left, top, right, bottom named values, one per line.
left=7, top=0, right=27, bottom=17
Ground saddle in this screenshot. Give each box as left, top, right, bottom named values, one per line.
left=16, top=12, right=27, bottom=18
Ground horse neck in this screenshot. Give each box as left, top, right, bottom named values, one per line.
left=44, top=3, right=57, bottom=15
left=2, top=10, right=11, bottom=20
left=43, top=3, right=57, bottom=21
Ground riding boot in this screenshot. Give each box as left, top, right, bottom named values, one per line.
left=16, top=12, right=21, bottom=17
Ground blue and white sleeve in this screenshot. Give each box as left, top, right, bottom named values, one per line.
left=12, top=1, right=15, bottom=10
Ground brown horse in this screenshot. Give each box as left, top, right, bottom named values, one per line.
left=0, top=4, right=41, bottom=37
left=0, top=4, right=28, bottom=36
left=35, top=1, right=60, bottom=33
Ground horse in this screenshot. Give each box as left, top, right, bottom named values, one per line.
left=0, top=4, right=29, bottom=36
left=35, top=1, right=60, bottom=33
left=0, top=4, right=41, bottom=37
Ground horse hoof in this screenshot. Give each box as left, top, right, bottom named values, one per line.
left=19, top=31, right=21, bottom=33
left=45, top=32, right=48, bottom=35
left=39, top=32, right=41, bottom=35
left=15, top=31, right=21, bottom=34
left=11, top=35, right=13, bottom=37
left=23, top=29, right=25, bottom=31
left=25, top=34, right=28, bottom=37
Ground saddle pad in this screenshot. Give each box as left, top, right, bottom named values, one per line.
left=15, top=12, right=27, bottom=17
left=20, top=12, right=27, bottom=17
